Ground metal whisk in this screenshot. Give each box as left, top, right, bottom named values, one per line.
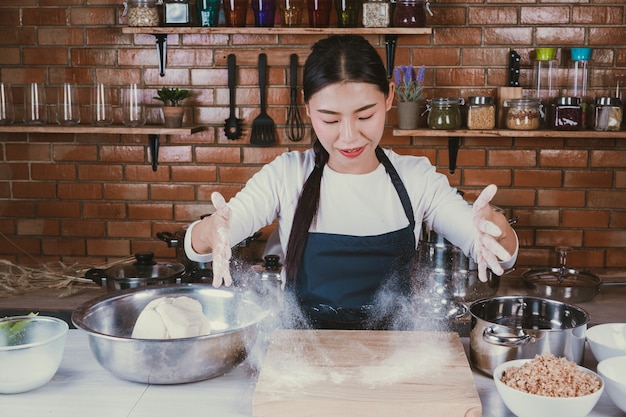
left=286, top=54, right=305, bottom=142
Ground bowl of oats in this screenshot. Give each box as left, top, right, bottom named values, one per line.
left=493, top=354, right=603, bottom=417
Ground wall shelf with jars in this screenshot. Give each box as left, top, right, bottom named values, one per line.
left=120, top=27, right=432, bottom=77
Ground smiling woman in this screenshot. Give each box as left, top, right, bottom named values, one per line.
left=186, top=34, right=518, bottom=331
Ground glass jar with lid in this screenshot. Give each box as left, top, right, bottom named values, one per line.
left=466, top=96, right=495, bottom=130
left=593, top=97, right=623, bottom=132
left=362, top=0, right=390, bottom=28
left=503, top=98, right=543, bottom=130
left=123, top=0, right=162, bottom=27
left=164, top=0, right=192, bottom=25
left=425, top=97, right=464, bottom=130
left=552, top=96, right=582, bottom=131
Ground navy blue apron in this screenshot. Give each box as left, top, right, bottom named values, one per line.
left=293, top=147, right=416, bottom=330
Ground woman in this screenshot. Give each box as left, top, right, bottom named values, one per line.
left=186, top=35, right=518, bottom=329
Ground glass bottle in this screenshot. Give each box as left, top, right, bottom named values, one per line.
left=279, top=0, right=304, bottom=26
left=593, top=97, right=623, bottom=132
left=531, top=48, right=559, bottom=121
left=335, top=0, right=360, bottom=28
left=552, top=96, right=582, bottom=131
left=425, top=97, right=464, bottom=130
left=123, top=0, right=162, bottom=27
left=503, top=98, right=543, bottom=131
left=466, top=96, right=495, bottom=130
left=252, top=0, right=277, bottom=27
left=362, top=0, right=390, bottom=28
left=568, top=47, right=592, bottom=128
left=196, top=0, right=221, bottom=27
left=163, top=0, right=192, bottom=25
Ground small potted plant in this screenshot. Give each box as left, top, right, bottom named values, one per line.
left=153, top=87, right=192, bottom=128
left=394, top=65, right=425, bottom=130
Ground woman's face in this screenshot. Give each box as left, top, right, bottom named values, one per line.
left=306, top=81, right=394, bottom=175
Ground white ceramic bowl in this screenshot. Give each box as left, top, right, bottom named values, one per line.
left=493, top=359, right=603, bottom=417
left=0, top=315, right=68, bottom=394
left=597, top=355, right=626, bottom=413
left=586, top=323, right=626, bottom=362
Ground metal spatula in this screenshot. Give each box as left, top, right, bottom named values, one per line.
left=250, top=53, right=277, bottom=146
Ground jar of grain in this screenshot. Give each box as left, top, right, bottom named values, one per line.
left=362, top=0, right=390, bottom=28
left=466, top=96, right=495, bottom=130
left=123, top=0, right=162, bottom=27
left=593, top=97, right=622, bottom=132
left=503, top=98, right=543, bottom=130
left=425, top=97, right=464, bottom=130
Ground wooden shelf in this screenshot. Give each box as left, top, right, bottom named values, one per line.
left=121, top=27, right=432, bottom=35
left=393, top=128, right=626, bottom=138
left=0, top=124, right=206, bottom=135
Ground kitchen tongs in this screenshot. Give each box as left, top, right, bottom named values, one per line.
left=250, top=53, right=277, bottom=146
left=224, top=54, right=243, bottom=140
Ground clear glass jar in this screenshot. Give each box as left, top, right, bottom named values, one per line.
left=425, top=97, right=464, bottom=130
left=362, top=0, right=390, bottom=28
left=466, top=96, right=495, bottom=130
left=503, top=98, right=543, bottom=130
left=123, top=0, right=162, bottom=27
left=163, top=0, right=192, bottom=25
left=593, top=97, right=623, bottom=132
left=392, top=0, right=426, bottom=27
left=552, top=96, right=582, bottom=131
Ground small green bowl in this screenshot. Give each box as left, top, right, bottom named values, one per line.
left=535, top=47, right=557, bottom=61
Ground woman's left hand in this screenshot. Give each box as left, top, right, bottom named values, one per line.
left=472, top=184, right=515, bottom=282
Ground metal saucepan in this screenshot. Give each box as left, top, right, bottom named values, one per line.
left=71, top=284, right=269, bottom=384
left=85, top=252, right=185, bottom=291
left=522, top=246, right=625, bottom=303
left=469, top=295, right=589, bottom=375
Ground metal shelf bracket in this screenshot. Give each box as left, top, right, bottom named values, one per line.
left=448, top=136, right=460, bottom=174
left=155, top=34, right=168, bottom=77
left=149, top=134, right=160, bottom=171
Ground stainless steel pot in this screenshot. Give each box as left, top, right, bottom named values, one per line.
left=85, top=252, right=185, bottom=291
left=413, top=225, right=500, bottom=304
left=469, top=296, right=589, bottom=376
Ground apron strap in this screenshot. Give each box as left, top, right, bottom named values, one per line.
left=375, top=146, right=415, bottom=227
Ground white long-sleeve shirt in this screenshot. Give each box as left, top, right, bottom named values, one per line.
left=185, top=148, right=517, bottom=270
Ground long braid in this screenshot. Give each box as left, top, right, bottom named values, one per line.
left=284, top=140, right=328, bottom=284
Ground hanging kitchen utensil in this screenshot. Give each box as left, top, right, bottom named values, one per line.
left=286, top=53, right=305, bottom=142
left=224, top=54, right=243, bottom=140
left=250, top=53, right=277, bottom=146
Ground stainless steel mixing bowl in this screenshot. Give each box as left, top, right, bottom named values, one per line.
left=71, top=284, right=269, bottom=384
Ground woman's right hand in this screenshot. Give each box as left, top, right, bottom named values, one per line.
left=191, top=192, right=233, bottom=288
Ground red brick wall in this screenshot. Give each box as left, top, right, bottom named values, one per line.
left=0, top=0, right=625, bottom=270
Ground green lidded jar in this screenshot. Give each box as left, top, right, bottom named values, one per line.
left=425, top=97, right=464, bottom=130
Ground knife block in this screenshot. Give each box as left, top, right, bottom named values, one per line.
left=497, top=87, right=523, bottom=128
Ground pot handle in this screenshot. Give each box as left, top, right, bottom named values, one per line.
left=157, top=231, right=179, bottom=248
left=84, top=268, right=106, bottom=286
left=483, top=326, right=532, bottom=347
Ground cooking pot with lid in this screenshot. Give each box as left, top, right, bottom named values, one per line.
left=468, top=295, right=589, bottom=375
left=85, top=252, right=186, bottom=291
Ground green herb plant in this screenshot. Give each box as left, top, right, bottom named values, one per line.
left=153, top=87, right=192, bottom=107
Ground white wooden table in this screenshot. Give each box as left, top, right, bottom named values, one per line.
left=2, top=331, right=624, bottom=417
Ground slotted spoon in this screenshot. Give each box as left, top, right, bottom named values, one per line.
left=250, top=53, right=277, bottom=146
left=224, top=53, right=242, bottom=140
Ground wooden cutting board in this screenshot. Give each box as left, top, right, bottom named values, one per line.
left=252, top=330, right=482, bottom=417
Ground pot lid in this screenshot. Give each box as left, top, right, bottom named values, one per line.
left=105, top=252, right=185, bottom=279
left=522, top=267, right=601, bottom=288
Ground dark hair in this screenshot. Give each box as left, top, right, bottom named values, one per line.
left=284, top=35, right=390, bottom=285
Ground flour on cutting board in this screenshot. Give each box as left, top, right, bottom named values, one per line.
left=258, top=331, right=454, bottom=390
